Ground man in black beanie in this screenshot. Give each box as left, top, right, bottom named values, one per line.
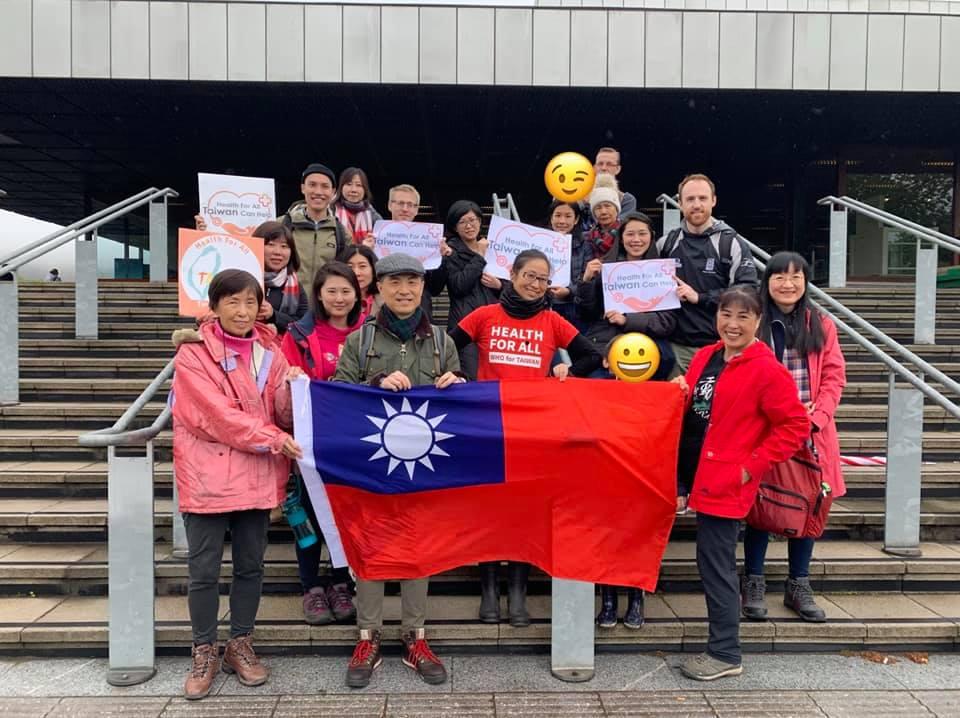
left=280, top=163, right=352, bottom=295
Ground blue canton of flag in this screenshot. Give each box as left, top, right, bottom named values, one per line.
left=309, top=380, right=506, bottom=495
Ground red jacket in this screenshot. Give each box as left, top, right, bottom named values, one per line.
left=804, top=313, right=847, bottom=497
left=281, top=311, right=366, bottom=381
left=685, top=340, right=810, bottom=519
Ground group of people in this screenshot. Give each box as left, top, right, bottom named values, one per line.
left=171, top=152, right=846, bottom=699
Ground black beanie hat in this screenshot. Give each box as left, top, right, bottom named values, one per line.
left=445, top=199, right=483, bottom=238
left=301, top=163, right=336, bottom=185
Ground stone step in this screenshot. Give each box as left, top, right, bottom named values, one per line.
left=2, top=427, right=956, bottom=462
left=0, top=591, right=956, bottom=653
left=2, top=460, right=957, bottom=500
left=5, top=400, right=956, bottom=434
left=19, top=339, right=176, bottom=358
left=1, top=496, right=958, bottom=544
left=1, top=540, right=958, bottom=597
left=7, top=376, right=955, bottom=407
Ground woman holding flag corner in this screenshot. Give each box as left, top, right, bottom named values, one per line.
left=672, top=285, right=809, bottom=682
left=449, top=248, right=602, bottom=627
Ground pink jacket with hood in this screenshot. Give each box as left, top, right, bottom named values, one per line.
left=171, top=321, right=293, bottom=514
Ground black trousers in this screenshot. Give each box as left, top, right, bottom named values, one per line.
left=184, top=509, right=270, bottom=646
left=695, top=512, right=742, bottom=665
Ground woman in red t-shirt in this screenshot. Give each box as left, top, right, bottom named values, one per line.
left=449, top=249, right=601, bottom=627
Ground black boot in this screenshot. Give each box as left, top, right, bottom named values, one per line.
left=507, top=562, right=531, bottom=627
left=624, top=589, right=645, bottom=629
left=478, top=562, right=500, bottom=623
left=596, top=585, right=618, bottom=628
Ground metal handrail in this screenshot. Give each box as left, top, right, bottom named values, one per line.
left=506, top=193, right=521, bottom=223
left=655, top=193, right=960, bottom=418
left=818, top=195, right=960, bottom=255
left=78, top=358, right=174, bottom=447
left=0, top=187, right=157, bottom=266
left=0, top=187, right=179, bottom=274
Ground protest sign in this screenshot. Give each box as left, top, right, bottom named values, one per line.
left=178, top=229, right=265, bottom=317
left=602, top=259, right=681, bottom=314
left=372, top=220, right=444, bottom=270
left=484, top=216, right=571, bottom=287
left=198, top=173, right=276, bottom=236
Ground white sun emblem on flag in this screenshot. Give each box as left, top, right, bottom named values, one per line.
left=362, top=398, right=456, bottom=480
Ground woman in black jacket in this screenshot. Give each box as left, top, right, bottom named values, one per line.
left=255, top=221, right=309, bottom=335
left=577, top=212, right=677, bottom=380
left=441, top=200, right=500, bottom=379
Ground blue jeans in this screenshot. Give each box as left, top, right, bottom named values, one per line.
left=743, top=524, right=815, bottom=579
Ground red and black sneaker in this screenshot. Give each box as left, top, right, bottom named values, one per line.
left=345, top=629, right=382, bottom=688
left=401, top=628, right=447, bottom=685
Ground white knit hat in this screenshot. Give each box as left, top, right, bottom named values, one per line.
left=589, top=173, right=621, bottom=214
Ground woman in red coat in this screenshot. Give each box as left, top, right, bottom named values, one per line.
left=741, top=252, right=846, bottom=624
left=673, top=286, right=809, bottom=682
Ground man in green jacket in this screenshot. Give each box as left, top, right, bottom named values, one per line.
left=334, top=253, right=463, bottom=689
left=282, top=163, right=352, bottom=295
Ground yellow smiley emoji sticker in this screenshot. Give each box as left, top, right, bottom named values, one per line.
left=607, top=333, right=661, bottom=383
left=544, top=152, right=596, bottom=203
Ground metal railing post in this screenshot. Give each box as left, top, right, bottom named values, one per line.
left=883, top=374, right=923, bottom=557
left=828, top=205, right=848, bottom=288
left=171, top=476, right=188, bottom=559
left=106, top=443, right=157, bottom=686
left=551, top=578, right=595, bottom=682
left=659, top=196, right=682, bottom=236
left=75, top=234, right=98, bottom=339
left=914, top=240, right=937, bottom=345
left=0, top=280, right=18, bottom=404
left=149, top=196, right=169, bottom=282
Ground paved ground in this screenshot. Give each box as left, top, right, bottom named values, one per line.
left=0, top=653, right=959, bottom=716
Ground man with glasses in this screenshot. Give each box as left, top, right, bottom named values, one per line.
left=594, top=147, right=638, bottom=219
left=384, top=184, right=450, bottom=322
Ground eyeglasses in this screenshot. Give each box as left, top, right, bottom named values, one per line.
left=770, top=274, right=805, bottom=286
left=520, top=271, right=550, bottom=286
left=457, top=216, right=481, bottom=227
left=390, top=200, right=418, bottom=209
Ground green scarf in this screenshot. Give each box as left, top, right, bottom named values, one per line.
left=379, top=305, right=424, bottom=342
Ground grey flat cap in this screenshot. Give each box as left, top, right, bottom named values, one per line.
left=375, top=253, right=425, bottom=278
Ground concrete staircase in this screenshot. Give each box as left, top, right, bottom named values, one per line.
left=1, top=281, right=959, bottom=654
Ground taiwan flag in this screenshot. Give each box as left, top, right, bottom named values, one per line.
left=291, top=378, right=683, bottom=590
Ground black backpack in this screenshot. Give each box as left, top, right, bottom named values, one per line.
left=660, top=227, right=735, bottom=273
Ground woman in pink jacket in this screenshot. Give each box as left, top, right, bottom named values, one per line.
left=280, top=261, right=366, bottom=625
left=172, top=269, right=303, bottom=700
left=742, top=252, right=846, bottom=624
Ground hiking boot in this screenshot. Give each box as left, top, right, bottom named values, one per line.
left=680, top=652, right=743, bottom=681
left=478, top=562, right=500, bottom=623
left=326, top=583, right=357, bottom=622
left=345, top=629, right=382, bottom=689
left=784, top=577, right=827, bottom=623
left=303, top=587, right=334, bottom=625
left=183, top=642, right=220, bottom=700
left=741, top=574, right=768, bottom=621
left=401, top=628, right=448, bottom=685
left=222, top=635, right=269, bottom=687
left=507, top=562, right=531, bottom=628
left=623, top=589, right=645, bottom=629
left=596, top=585, right=618, bottom=628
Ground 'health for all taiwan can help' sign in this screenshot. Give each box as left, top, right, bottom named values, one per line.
left=483, top=216, right=571, bottom=287
left=601, top=259, right=681, bottom=314
left=198, top=172, right=276, bottom=237
left=372, top=220, right=444, bottom=270
left=178, top=228, right=265, bottom=317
